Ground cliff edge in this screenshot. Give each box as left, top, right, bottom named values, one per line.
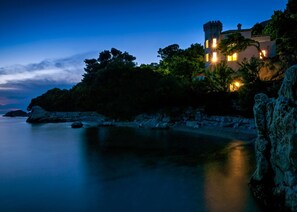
left=251, top=65, right=297, bottom=211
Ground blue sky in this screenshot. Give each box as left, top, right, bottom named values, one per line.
left=0, top=0, right=287, bottom=111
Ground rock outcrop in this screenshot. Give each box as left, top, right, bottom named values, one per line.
left=134, top=113, right=171, bottom=129
left=27, top=106, right=106, bottom=123
left=135, top=110, right=255, bottom=129
left=3, top=110, right=28, bottom=117
left=251, top=65, right=297, bottom=211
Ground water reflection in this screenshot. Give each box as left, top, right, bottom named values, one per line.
left=0, top=117, right=260, bottom=211
left=204, top=141, right=258, bottom=211
left=82, top=127, right=260, bottom=211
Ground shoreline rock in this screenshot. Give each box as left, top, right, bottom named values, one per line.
left=26, top=106, right=256, bottom=141
left=251, top=65, right=297, bottom=211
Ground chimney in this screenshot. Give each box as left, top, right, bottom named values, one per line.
left=237, top=23, right=242, bottom=31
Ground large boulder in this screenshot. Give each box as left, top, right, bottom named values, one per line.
left=71, top=121, right=83, bottom=128
left=251, top=65, right=297, bottom=211
left=26, top=106, right=50, bottom=122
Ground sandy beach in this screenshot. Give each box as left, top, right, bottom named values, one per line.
left=92, top=120, right=258, bottom=142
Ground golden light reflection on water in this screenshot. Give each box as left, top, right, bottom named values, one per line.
left=204, top=141, right=250, bottom=212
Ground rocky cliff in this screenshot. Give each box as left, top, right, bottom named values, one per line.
left=251, top=65, right=297, bottom=211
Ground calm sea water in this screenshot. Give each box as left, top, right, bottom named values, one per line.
left=0, top=117, right=262, bottom=211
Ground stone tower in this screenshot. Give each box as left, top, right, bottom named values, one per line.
left=203, top=21, right=223, bottom=66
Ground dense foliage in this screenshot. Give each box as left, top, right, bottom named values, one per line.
left=28, top=47, right=205, bottom=119
left=263, top=2, right=297, bottom=65
left=157, top=44, right=205, bottom=83
left=203, top=61, right=235, bottom=92
left=218, top=32, right=265, bottom=59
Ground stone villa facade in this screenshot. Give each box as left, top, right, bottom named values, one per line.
left=203, top=21, right=276, bottom=70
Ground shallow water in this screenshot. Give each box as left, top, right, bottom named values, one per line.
left=0, top=117, right=261, bottom=211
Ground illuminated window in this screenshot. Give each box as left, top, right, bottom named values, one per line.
left=212, top=52, right=218, bottom=63
left=227, top=53, right=238, bottom=61
left=205, top=40, right=209, bottom=48
left=212, top=38, right=217, bottom=48
left=260, top=50, right=267, bottom=59
left=205, top=54, right=209, bottom=62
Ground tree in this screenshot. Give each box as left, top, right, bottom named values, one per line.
left=27, top=88, right=72, bottom=111
left=218, top=32, right=266, bottom=59
left=157, top=43, right=205, bottom=83
left=98, top=50, right=111, bottom=64
left=204, top=61, right=235, bottom=92
left=157, top=44, right=181, bottom=60
left=82, top=48, right=136, bottom=84
left=263, top=8, right=297, bottom=64
left=235, top=57, right=268, bottom=116
left=252, top=23, right=264, bottom=36
left=183, top=43, right=205, bottom=65
left=287, top=0, right=297, bottom=16
left=237, top=57, right=264, bottom=85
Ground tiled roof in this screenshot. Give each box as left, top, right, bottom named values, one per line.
left=221, top=29, right=251, bottom=34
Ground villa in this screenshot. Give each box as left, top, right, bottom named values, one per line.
left=203, top=21, right=276, bottom=70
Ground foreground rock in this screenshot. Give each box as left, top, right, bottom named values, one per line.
left=27, top=106, right=256, bottom=140
left=3, top=110, right=28, bottom=117
left=71, top=121, right=83, bottom=128
left=251, top=65, right=297, bottom=211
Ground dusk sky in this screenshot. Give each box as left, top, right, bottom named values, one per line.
left=0, top=0, right=287, bottom=111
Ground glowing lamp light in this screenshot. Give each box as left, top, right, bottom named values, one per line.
left=230, top=80, right=243, bottom=92
left=260, top=50, right=267, bottom=59
left=234, top=81, right=240, bottom=87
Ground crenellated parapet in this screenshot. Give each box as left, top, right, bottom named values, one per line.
left=203, top=21, right=223, bottom=32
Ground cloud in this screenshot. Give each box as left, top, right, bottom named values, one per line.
left=0, top=69, right=62, bottom=85
left=0, top=86, right=19, bottom=90
left=0, top=52, right=97, bottom=110
left=0, top=52, right=96, bottom=89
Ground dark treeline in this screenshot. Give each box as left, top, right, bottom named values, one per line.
left=28, top=1, right=297, bottom=119
left=26, top=45, right=267, bottom=119
left=28, top=45, right=207, bottom=119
